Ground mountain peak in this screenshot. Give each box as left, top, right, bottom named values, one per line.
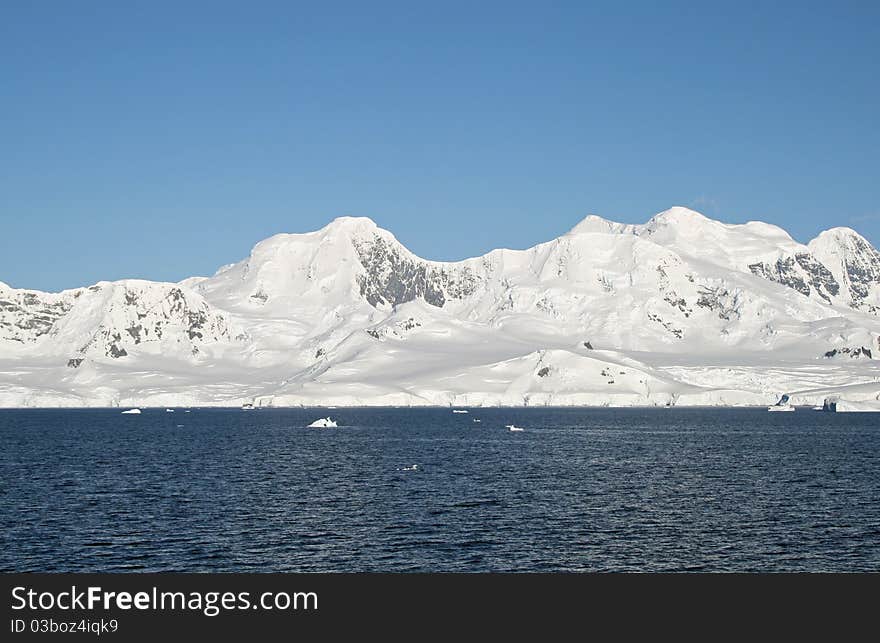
left=321, top=216, right=380, bottom=235
left=812, top=226, right=869, bottom=244
left=808, top=227, right=878, bottom=261
left=647, top=206, right=712, bottom=226
left=567, top=214, right=634, bottom=236
left=567, top=207, right=713, bottom=237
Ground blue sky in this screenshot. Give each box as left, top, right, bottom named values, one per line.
left=2, top=1, right=878, bottom=291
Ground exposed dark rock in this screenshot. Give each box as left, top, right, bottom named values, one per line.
left=824, top=346, right=872, bottom=359
left=696, top=286, right=740, bottom=321
left=664, top=294, right=691, bottom=316
left=108, top=344, right=127, bottom=358
left=537, top=366, right=550, bottom=377
left=647, top=312, right=683, bottom=338
left=168, top=288, right=185, bottom=305
left=835, top=235, right=880, bottom=309
left=656, top=265, right=692, bottom=316
left=185, top=310, right=209, bottom=340
left=67, top=358, right=84, bottom=368
left=749, top=253, right=839, bottom=302
left=749, top=257, right=810, bottom=296
left=354, top=235, right=438, bottom=307
left=794, top=253, right=839, bottom=299
left=125, top=325, right=144, bottom=344
left=71, top=286, right=234, bottom=359
left=353, top=234, right=478, bottom=308
left=0, top=291, right=73, bottom=342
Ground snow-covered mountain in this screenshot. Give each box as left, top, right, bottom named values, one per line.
left=3, top=206, right=880, bottom=408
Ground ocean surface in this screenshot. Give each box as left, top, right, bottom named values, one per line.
left=1, top=407, right=878, bottom=572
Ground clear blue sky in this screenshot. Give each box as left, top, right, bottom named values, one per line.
left=2, top=1, right=878, bottom=291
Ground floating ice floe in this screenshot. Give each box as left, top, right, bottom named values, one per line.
left=308, top=417, right=337, bottom=428
left=121, top=408, right=141, bottom=415
left=165, top=408, right=174, bottom=413
left=401, top=464, right=419, bottom=471
left=452, top=409, right=469, bottom=414
left=506, top=424, right=524, bottom=432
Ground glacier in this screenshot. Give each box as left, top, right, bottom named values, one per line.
left=3, top=206, right=880, bottom=408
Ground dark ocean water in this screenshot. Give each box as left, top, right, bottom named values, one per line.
left=1, top=407, right=878, bottom=572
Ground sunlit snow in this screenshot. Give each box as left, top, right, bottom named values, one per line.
left=2, top=207, right=880, bottom=409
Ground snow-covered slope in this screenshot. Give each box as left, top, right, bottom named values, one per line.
left=3, top=207, right=880, bottom=407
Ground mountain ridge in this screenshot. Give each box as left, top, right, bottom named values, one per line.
left=3, top=206, right=880, bottom=408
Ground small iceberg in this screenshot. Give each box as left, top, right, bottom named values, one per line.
left=241, top=402, right=255, bottom=410
left=452, top=409, right=469, bottom=414
left=165, top=408, right=175, bottom=413
left=307, top=417, right=337, bottom=428
left=121, top=408, right=141, bottom=415
left=473, top=418, right=481, bottom=423
left=506, top=424, right=524, bottom=432
left=768, top=394, right=795, bottom=412
left=401, top=464, right=419, bottom=471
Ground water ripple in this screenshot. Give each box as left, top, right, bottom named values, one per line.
left=1, top=407, right=878, bottom=572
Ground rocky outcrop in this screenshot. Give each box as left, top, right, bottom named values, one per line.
left=696, top=286, right=741, bottom=321
left=824, top=346, right=873, bottom=359
left=0, top=287, right=74, bottom=343
left=748, top=253, right=839, bottom=303
left=353, top=234, right=480, bottom=308
left=809, top=228, right=880, bottom=313
left=63, top=283, right=242, bottom=361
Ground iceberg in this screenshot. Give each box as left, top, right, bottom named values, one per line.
left=307, top=417, right=337, bottom=428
